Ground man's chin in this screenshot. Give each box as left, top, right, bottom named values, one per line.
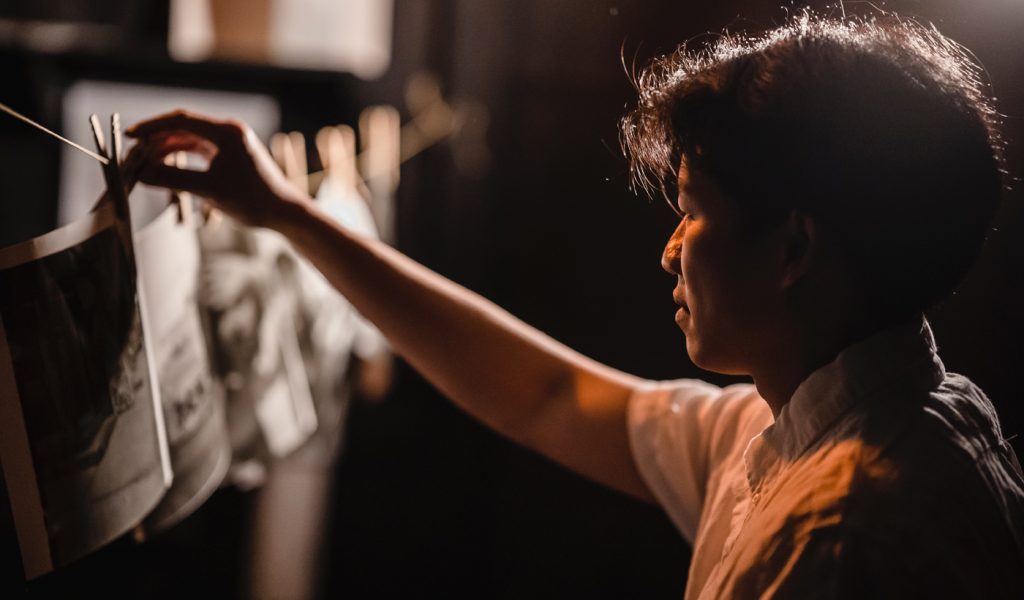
left=680, top=314, right=726, bottom=372
left=685, top=337, right=723, bottom=372
left=687, top=342, right=750, bottom=376
left=684, top=336, right=704, bottom=365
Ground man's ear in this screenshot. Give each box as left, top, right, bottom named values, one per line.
left=779, top=212, right=819, bottom=289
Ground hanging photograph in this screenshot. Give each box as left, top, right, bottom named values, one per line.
left=134, top=202, right=231, bottom=533
left=0, top=200, right=171, bottom=580
left=197, top=219, right=317, bottom=485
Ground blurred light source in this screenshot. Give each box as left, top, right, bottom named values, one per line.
left=168, top=0, right=215, bottom=62
left=169, top=0, right=393, bottom=79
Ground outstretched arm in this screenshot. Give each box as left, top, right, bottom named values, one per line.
left=127, top=110, right=656, bottom=502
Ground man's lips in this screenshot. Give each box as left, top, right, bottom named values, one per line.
left=673, top=288, right=690, bottom=313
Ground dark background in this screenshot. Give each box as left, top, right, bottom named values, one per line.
left=0, top=1, right=1021, bottom=598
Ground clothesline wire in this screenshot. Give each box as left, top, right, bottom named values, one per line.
left=0, top=100, right=110, bottom=165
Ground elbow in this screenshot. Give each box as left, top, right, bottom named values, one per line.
left=497, top=369, right=575, bottom=447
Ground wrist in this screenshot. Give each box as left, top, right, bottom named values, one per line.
left=270, top=194, right=314, bottom=236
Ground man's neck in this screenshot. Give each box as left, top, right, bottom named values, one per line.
left=751, top=318, right=880, bottom=419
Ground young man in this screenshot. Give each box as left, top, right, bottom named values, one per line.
left=127, top=14, right=1023, bottom=599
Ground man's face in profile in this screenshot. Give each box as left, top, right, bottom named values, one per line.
left=661, top=165, right=786, bottom=376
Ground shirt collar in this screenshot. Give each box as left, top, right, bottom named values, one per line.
left=743, top=315, right=946, bottom=492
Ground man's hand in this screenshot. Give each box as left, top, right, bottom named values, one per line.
left=126, top=110, right=307, bottom=229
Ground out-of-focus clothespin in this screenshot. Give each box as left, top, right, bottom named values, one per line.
left=401, top=73, right=457, bottom=162
left=167, top=151, right=193, bottom=225
left=359, top=106, right=401, bottom=243
left=315, top=124, right=359, bottom=198
left=270, top=131, right=290, bottom=172
left=270, top=130, right=309, bottom=195
left=288, top=131, right=308, bottom=194
left=359, top=106, right=401, bottom=192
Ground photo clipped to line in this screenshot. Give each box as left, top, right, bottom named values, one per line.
left=0, top=198, right=171, bottom=580
left=134, top=199, right=231, bottom=535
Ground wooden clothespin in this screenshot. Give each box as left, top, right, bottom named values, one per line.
left=404, top=72, right=444, bottom=124
left=359, top=107, right=400, bottom=243
left=315, top=124, right=358, bottom=198
left=359, top=106, right=401, bottom=192
left=314, top=126, right=337, bottom=186
left=401, top=73, right=457, bottom=162
left=288, top=131, right=308, bottom=194
left=270, top=130, right=309, bottom=195
left=89, top=113, right=137, bottom=274
left=270, top=131, right=289, bottom=171
left=168, top=151, right=193, bottom=225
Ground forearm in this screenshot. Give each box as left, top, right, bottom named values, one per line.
left=274, top=199, right=643, bottom=441
left=125, top=109, right=653, bottom=499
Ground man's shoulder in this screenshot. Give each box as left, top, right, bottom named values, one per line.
left=747, top=427, right=1024, bottom=599
left=773, top=370, right=1021, bottom=526
left=823, top=372, right=1024, bottom=562
left=730, top=371, right=1024, bottom=598
left=852, top=370, right=1016, bottom=490
left=924, top=371, right=1011, bottom=458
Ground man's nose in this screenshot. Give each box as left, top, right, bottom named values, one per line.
left=661, top=221, right=684, bottom=276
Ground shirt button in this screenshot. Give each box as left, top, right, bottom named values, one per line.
left=751, top=492, right=761, bottom=505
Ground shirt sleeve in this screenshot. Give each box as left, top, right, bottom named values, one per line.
left=627, top=379, right=766, bottom=543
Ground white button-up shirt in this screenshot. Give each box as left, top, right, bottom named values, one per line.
left=629, top=317, right=1024, bottom=598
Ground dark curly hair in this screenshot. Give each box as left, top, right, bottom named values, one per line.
left=621, top=12, right=1005, bottom=324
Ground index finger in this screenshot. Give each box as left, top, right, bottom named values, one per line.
left=125, top=110, right=236, bottom=144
